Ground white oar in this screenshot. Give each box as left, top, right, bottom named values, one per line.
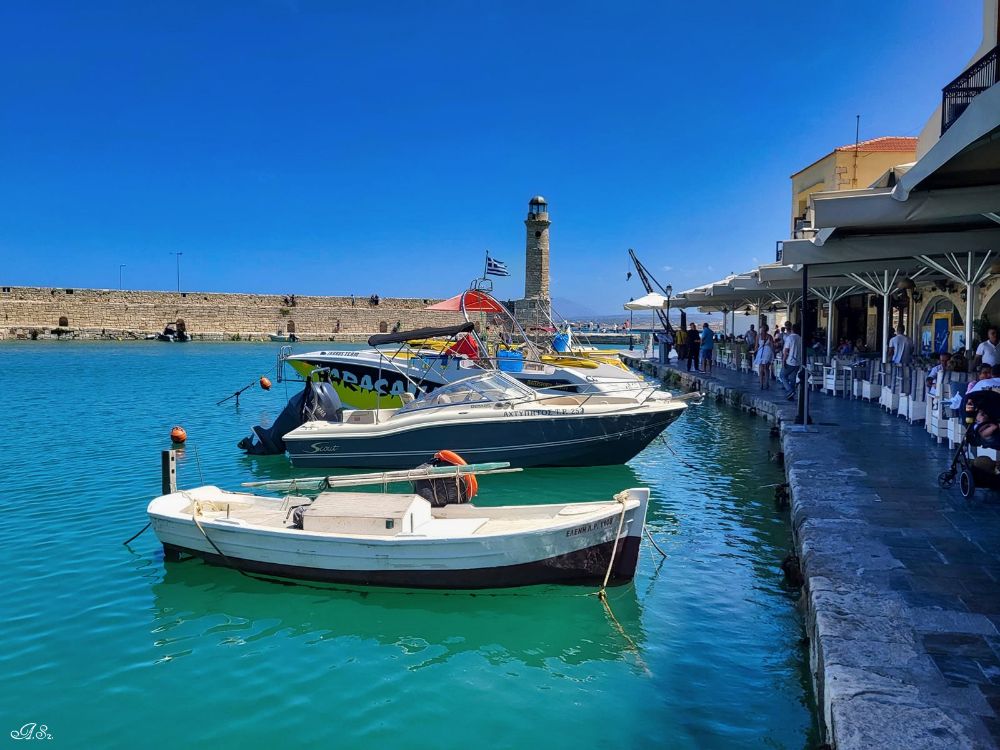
left=241, top=462, right=520, bottom=492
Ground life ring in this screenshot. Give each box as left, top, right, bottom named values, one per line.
left=434, top=450, right=478, bottom=500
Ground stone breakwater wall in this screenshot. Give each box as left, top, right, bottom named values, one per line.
left=0, top=287, right=464, bottom=341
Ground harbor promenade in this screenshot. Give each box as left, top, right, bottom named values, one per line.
left=623, top=353, right=1000, bottom=749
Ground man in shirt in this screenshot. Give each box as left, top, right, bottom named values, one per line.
left=699, top=322, right=715, bottom=374
left=976, top=328, right=1000, bottom=368
left=887, top=325, right=913, bottom=366
left=744, top=324, right=758, bottom=351
left=780, top=323, right=803, bottom=400
left=685, top=323, right=699, bottom=372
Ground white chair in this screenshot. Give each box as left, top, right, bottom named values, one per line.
left=926, top=396, right=949, bottom=443
left=807, top=363, right=824, bottom=391
left=879, top=366, right=903, bottom=413
left=860, top=379, right=879, bottom=401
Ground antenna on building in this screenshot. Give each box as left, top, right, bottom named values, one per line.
left=852, top=114, right=861, bottom=187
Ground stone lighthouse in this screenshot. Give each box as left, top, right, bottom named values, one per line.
left=515, top=195, right=552, bottom=327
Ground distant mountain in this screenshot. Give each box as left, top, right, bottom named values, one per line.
left=550, top=296, right=600, bottom=320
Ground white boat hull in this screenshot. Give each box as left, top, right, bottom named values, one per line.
left=148, top=488, right=650, bottom=588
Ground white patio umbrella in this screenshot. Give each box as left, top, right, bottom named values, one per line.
left=623, top=292, right=669, bottom=310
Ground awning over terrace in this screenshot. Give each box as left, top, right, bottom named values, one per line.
left=778, top=80, right=1000, bottom=359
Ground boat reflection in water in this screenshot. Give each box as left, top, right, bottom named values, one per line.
left=148, top=562, right=646, bottom=669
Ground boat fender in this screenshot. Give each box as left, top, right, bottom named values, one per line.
left=434, top=450, right=478, bottom=500
left=260, top=376, right=272, bottom=391
left=170, top=426, right=187, bottom=444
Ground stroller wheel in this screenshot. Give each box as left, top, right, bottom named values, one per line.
left=938, top=470, right=956, bottom=489
left=959, top=468, right=976, bottom=499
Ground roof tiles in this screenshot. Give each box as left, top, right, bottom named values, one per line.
left=834, top=136, right=918, bottom=152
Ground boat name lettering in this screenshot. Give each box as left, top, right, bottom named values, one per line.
left=566, top=517, right=614, bottom=537
left=320, top=365, right=416, bottom=398
left=503, top=408, right=585, bottom=417
left=308, top=443, right=340, bottom=453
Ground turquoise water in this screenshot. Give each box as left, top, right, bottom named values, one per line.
left=0, top=342, right=816, bottom=749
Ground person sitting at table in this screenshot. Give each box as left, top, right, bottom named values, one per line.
left=968, top=363, right=1000, bottom=394
left=926, top=352, right=952, bottom=396
left=970, top=364, right=994, bottom=393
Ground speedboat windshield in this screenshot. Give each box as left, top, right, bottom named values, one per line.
left=397, top=372, right=534, bottom=414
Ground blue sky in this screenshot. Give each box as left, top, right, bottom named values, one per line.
left=0, top=1, right=984, bottom=312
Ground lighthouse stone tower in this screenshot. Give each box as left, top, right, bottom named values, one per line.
left=514, top=195, right=552, bottom=328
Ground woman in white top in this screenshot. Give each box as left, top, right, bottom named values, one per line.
left=753, top=324, right=775, bottom=389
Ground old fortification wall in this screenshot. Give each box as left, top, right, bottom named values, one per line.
left=0, top=286, right=464, bottom=341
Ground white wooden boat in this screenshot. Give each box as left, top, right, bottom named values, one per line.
left=147, top=463, right=650, bottom=589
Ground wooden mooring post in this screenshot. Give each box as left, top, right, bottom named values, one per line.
left=161, top=450, right=177, bottom=494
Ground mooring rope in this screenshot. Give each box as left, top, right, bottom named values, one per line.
left=122, top=522, right=151, bottom=546
left=596, top=491, right=630, bottom=598
left=643, top=526, right=667, bottom=558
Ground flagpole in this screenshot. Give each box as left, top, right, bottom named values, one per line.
left=483, top=250, right=489, bottom=281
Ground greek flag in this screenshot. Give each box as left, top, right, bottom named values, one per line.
left=486, top=255, right=510, bottom=277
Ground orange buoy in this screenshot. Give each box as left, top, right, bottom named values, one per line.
left=434, top=450, right=478, bottom=500
left=259, top=376, right=272, bottom=391
left=170, top=426, right=187, bottom=444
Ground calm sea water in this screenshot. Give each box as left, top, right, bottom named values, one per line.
left=0, top=342, right=816, bottom=749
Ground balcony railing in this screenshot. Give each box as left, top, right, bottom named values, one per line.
left=942, top=44, right=999, bottom=134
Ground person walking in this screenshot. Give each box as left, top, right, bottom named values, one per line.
left=685, top=323, right=699, bottom=372
left=753, top=324, right=774, bottom=389
left=888, top=325, right=914, bottom=366
left=780, top=323, right=803, bottom=400
left=744, top=324, right=757, bottom=351
left=699, top=323, right=715, bottom=374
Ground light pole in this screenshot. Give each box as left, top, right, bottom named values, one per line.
left=119, top=264, right=126, bottom=290
left=170, top=252, right=183, bottom=292
left=628, top=298, right=634, bottom=351
left=665, top=284, right=673, bottom=331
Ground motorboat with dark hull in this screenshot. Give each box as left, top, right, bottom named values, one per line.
left=147, top=460, right=652, bottom=589
left=281, top=371, right=687, bottom=469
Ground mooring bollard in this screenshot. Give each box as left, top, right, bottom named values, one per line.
left=161, top=449, right=177, bottom=494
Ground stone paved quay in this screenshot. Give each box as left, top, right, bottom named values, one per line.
left=623, top=353, right=1000, bottom=749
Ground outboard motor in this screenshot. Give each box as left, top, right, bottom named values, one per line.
left=238, top=378, right=344, bottom=455
left=412, top=451, right=477, bottom=507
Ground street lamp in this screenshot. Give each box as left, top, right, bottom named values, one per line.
left=628, top=298, right=634, bottom=351
left=664, top=284, right=673, bottom=331
left=170, top=252, right=183, bottom=292
left=119, top=264, right=126, bottom=290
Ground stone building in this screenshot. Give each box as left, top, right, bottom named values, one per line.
left=512, top=195, right=552, bottom=329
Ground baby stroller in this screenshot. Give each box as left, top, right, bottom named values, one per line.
left=939, top=388, right=1000, bottom=499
